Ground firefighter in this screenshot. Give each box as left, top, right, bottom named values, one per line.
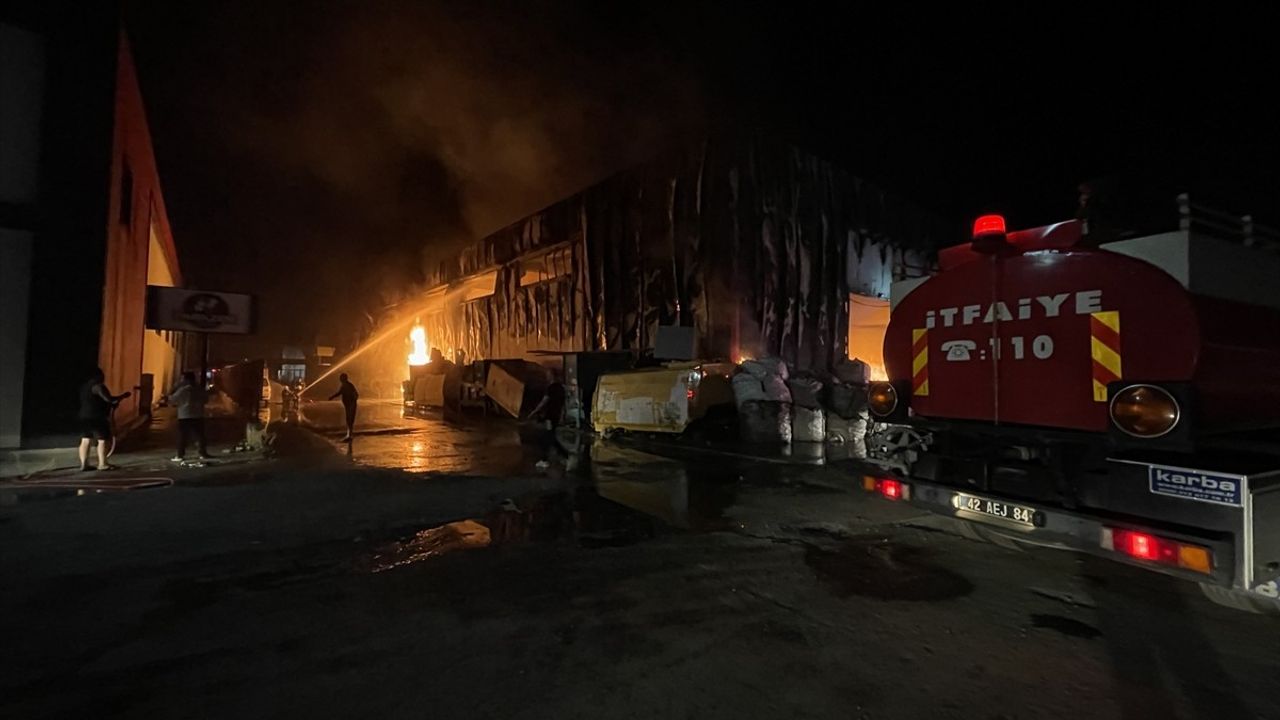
left=525, top=374, right=568, bottom=470
left=328, top=373, right=360, bottom=441
left=77, top=367, right=130, bottom=471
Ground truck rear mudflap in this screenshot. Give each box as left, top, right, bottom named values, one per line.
left=861, top=457, right=1280, bottom=596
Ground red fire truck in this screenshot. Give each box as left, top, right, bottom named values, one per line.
left=864, top=196, right=1280, bottom=611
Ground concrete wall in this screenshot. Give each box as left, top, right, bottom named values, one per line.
left=10, top=7, right=119, bottom=448
left=0, top=23, right=44, bottom=203
left=0, top=230, right=33, bottom=448
left=0, top=22, right=44, bottom=448
left=6, top=7, right=185, bottom=448
left=142, top=215, right=182, bottom=403
left=97, top=32, right=185, bottom=431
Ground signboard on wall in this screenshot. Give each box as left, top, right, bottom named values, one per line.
left=146, top=286, right=255, bottom=334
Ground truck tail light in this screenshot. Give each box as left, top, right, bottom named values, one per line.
left=1110, top=384, right=1180, bottom=438
left=1102, top=527, right=1212, bottom=574
left=685, top=370, right=702, bottom=402
left=862, top=475, right=909, bottom=501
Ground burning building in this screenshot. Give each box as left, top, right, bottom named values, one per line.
left=1, top=7, right=188, bottom=447
left=372, top=134, right=942, bottom=380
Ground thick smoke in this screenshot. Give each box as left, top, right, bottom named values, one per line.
left=229, top=2, right=703, bottom=289
left=130, top=1, right=703, bottom=354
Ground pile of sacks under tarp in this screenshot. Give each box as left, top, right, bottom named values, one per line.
left=823, top=358, right=872, bottom=458
left=731, top=356, right=871, bottom=456
left=732, top=358, right=797, bottom=444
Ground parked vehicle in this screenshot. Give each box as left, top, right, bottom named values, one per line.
left=593, top=362, right=735, bottom=434
left=863, top=197, right=1280, bottom=611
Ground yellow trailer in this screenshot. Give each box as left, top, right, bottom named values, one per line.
left=592, top=363, right=734, bottom=434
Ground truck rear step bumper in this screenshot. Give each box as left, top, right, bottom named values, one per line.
left=864, top=473, right=1249, bottom=588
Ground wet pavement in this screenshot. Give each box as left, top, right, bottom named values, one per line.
left=1, top=403, right=267, bottom=483
left=299, top=399, right=553, bottom=476
left=4, top=413, right=1280, bottom=719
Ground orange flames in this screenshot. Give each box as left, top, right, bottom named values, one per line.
left=408, top=326, right=430, bottom=366
left=868, top=362, right=888, bottom=382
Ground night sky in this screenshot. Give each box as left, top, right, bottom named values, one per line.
left=124, top=3, right=1279, bottom=359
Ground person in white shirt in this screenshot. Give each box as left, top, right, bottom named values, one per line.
left=169, top=372, right=210, bottom=462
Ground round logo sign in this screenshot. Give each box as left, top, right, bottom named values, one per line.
left=180, top=293, right=233, bottom=329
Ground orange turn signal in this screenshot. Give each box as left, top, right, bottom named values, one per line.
left=1110, top=384, right=1180, bottom=438
left=1178, top=544, right=1213, bottom=574
left=868, top=382, right=898, bottom=416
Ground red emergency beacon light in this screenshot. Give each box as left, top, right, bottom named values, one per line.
left=972, top=214, right=1007, bottom=238
left=971, top=214, right=1009, bottom=254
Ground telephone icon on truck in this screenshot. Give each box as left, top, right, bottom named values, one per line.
left=942, top=340, right=976, bottom=361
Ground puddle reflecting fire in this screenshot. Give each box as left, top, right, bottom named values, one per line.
left=363, top=477, right=734, bottom=573
left=364, top=445, right=744, bottom=573
left=367, top=519, right=491, bottom=572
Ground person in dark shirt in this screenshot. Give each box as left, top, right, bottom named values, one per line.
left=528, top=380, right=566, bottom=429
left=328, top=373, right=359, bottom=441
left=525, top=377, right=568, bottom=469
left=77, top=367, right=130, bottom=471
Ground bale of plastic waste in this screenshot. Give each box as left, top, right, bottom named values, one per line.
left=825, top=413, right=853, bottom=442
left=787, top=376, right=823, bottom=409
left=824, top=381, right=868, bottom=419
left=742, top=357, right=789, bottom=381
left=850, top=414, right=869, bottom=458
left=739, top=400, right=793, bottom=444
left=762, top=375, right=793, bottom=403
left=832, top=357, right=870, bottom=385
left=826, top=412, right=869, bottom=457
left=792, top=405, right=826, bottom=443
left=732, top=372, right=768, bottom=408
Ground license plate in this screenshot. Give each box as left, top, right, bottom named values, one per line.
left=954, top=492, right=1036, bottom=526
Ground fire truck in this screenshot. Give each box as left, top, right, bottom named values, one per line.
left=863, top=195, right=1280, bottom=611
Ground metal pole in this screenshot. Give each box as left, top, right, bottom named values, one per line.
left=201, top=333, right=209, bottom=388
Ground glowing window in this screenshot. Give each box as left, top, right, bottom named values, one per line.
left=848, top=294, right=890, bottom=381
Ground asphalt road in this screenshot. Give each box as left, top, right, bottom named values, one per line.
left=2, top=417, right=1277, bottom=719
left=298, top=399, right=559, bottom=476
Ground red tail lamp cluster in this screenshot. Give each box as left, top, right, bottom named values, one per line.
left=1102, top=527, right=1212, bottom=574
left=862, top=475, right=909, bottom=501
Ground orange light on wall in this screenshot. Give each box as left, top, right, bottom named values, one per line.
left=848, top=294, right=890, bottom=381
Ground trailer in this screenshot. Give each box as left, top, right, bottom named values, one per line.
left=863, top=197, right=1280, bottom=611
left=592, top=363, right=735, bottom=435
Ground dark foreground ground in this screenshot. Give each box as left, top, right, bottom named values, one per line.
left=2, top=402, right=1278, bottom=719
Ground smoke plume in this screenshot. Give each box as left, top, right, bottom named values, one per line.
left=130, top=0, right=704, bottom=352
left=232, top=2, right=702, bottom=280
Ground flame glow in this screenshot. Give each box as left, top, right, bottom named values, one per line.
left=408, top=326, right=430, bottom=366
left=869, top=362, right=888, bottom=382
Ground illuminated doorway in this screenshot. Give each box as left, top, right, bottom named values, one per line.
left=848, top=294, right=889, bottom=381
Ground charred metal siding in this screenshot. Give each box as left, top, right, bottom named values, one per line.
left=424, top=136, right=941, bottom=373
